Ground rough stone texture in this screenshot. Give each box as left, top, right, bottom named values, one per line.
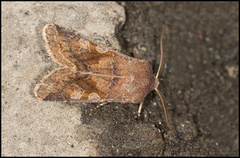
left=121, top=2, right=238, bottom=156
left=1, top=2, right=127, bottom=156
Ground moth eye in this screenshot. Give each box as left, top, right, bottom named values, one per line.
left=88, top=93, right=100, bottom=100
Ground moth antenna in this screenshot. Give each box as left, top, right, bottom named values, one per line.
left=155, top=88, right=175, bottom=138
left=155, top=26, right=164, bottom=79
left=155, top=27, right=175, bottom=138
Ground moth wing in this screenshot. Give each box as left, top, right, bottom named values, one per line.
left=42, top=24, right=115, bottom=71
left=37, top=24, right=153, bottom=103
left=34, top=67, right=117, bottom=101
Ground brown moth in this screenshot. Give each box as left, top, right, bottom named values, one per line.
left=34, top=24, right=175, bottom=137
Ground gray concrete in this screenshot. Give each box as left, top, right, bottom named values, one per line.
left=2, top=2, right=125, bottom=156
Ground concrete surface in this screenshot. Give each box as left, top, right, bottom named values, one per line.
left=2, top=1, right=126, bottom=156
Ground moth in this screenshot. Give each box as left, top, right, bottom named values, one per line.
left=34, top=24, right=175, bottom=137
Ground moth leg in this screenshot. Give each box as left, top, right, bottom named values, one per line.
left=137, top=102, right=144, bottom=117
left=90, top=102, right=108, bottom=112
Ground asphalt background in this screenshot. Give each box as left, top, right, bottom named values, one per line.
left=119, top=2, right=238, bottom=156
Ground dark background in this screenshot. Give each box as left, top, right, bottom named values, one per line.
left=120, top=1, right=238, bottom=156
left=81, top=2, right=238, bottom=156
